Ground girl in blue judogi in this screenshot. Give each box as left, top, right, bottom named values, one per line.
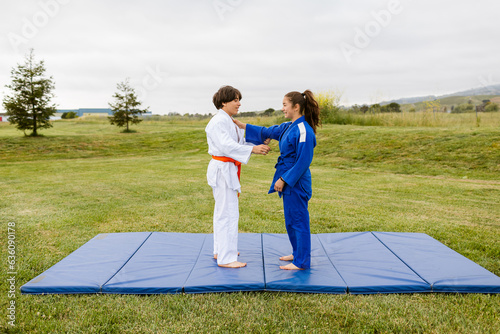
left=234, top=90, right=320, bottom=270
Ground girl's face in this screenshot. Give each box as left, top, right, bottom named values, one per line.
left=222, top=98, right=241, bottom=117
left=282, top=97, right=300, bottom=119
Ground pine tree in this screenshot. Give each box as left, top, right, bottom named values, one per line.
left=108, top=79, right=149, bottom=132
left=2, top=49, right=57, bottom=136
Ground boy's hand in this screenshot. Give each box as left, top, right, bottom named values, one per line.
left=252, top=144, right=270, bottom=155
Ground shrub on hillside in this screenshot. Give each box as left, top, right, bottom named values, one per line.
left=381, top=102, right=402, bottom=113
left=452, top=103, right=474, bottom=113
left=484, top=103, right=499, bottom=112
left=315, top=90, right=342, bottom=124
left=62, top=111, right=78, bottom=119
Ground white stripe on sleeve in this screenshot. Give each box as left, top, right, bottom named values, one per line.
left=298, top=122, right=306, bottom=143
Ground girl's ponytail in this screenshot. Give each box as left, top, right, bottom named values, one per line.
left=284, top=90, right=320, bottom=133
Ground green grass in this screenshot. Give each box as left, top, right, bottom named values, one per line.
left=1, top=118, right=499, bottom=333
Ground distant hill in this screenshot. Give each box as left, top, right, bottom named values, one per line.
left=441, top=84, right=500, bottom=98
left=379, top=84, right=500, bottom=106
left=408, top=95, right=499, bottom=113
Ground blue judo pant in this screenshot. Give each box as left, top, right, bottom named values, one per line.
left=282, top=189, right=311, bottom=269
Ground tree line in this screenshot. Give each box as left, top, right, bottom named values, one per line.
left=3, top=51, right=498, bottom=136
left=2, top=50, right=148, bottom=136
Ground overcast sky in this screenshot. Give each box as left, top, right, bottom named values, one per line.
left=1, top=0, right=499, bottom=114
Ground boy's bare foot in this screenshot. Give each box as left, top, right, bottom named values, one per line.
left=280, top=263, right=304, bottom=270
left=279, top=254, right=293, bottom=261
left=214, top=252, right=240, bottom=260
left=218, top=261, right=247, bottom=268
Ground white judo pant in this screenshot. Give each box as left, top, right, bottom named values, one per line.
left=212, top=170, right=239, bottom=265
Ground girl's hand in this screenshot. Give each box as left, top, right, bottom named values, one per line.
left=274, top=178, right=285, bottom=192
left=232, top=118, right=246, bottom=129
left=264, top=138, right=271, bottom=145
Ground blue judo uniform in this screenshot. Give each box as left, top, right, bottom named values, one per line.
left=246, top=116, right=316, bottom=269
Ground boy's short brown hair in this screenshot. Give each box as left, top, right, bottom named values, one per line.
left=212, top=86, right=242, bottom=110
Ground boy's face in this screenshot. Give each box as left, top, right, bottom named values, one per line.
left=222, top=98, right=241, bottom=117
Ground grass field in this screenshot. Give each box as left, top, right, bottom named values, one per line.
left=1, top=116, right=499, bottom=333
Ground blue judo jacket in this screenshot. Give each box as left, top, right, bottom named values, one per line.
left=245, top=116, right=316, bottom=199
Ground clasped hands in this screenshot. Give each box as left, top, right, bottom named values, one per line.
left=234, top=118, right=283, bottom=190
left=252, top=144, right=270, bottom=155
left=251, top=136, right=272, bottom=155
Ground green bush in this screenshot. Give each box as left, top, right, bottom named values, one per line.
left=381, top=102, right=402, bottom=113
left=452, top=103, right=474, bottom=113
left=484, top=103, right=499, bottom=112
left=61, top=111, right=78, bottom=119
left=315, top=90, right=344, bottom=124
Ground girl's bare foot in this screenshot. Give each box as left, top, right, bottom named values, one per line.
left=280, top=263, right=304, bottom=270
left=218, top=261, right=247, bottom=268
left=279, top=254, right=293, bottom=261
left=214, top=252, right=240, bottom=260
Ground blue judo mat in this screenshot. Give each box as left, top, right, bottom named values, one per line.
left=21, top=232, right=500, bottom=295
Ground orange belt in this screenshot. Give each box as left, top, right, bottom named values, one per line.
left=212, top=156, right=241, bottom=181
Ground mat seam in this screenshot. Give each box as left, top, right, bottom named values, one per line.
left=100, top=232, right=153, bottom=293
left=261, top=233, right=267, bottom=290
left=182, top=233, right=208, bottom=293
left=370, top=231, right=432, bottom=289
left=316, top=234, right=349, bottom=294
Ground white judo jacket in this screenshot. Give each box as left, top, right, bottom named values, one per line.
left=205, top=110, right=254, bottom=193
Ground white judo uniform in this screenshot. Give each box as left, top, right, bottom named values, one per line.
left=205, top=110, right=254, bottom=265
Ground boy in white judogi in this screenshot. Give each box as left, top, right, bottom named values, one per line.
left=206, top=86, right=270, bottom=268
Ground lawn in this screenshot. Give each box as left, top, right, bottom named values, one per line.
left=1, top=117, right=499, bottom=333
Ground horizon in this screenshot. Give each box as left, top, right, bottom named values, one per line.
left=44, top=84, right=499, bottom=115
left=2, top=84, right=497, bottom=117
